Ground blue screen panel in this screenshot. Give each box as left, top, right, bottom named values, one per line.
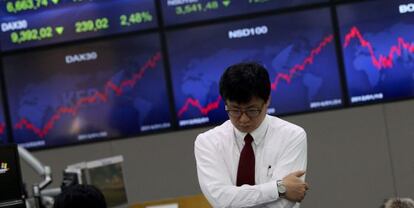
left=161, top=0, right=328, bottom=26
left=167, top=7, right=343, bottom=128
left=0, top=0, right=157, bottom=51
left=2, top=33, right=172, bottom=149
left=338, top=0, right=414, bottom=104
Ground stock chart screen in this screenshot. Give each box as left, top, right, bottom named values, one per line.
left=2, top=33, right=172, bottom=149
left=161, top=0, right=328, bottom=26
left=167, top=7, right=343, bottom=128
left=338, top=0, right=414, bottom=104
left=0, top=0, right=157, bottom=51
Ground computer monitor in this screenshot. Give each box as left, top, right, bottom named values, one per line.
left=0, top=144, right=26, bottom=208
left=84, top=156, right=127, bottom=208
left=65, top=156, right=128, bottom=208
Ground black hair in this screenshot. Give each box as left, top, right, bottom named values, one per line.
left=53, top=184, right=107, bottom=208
left=219, top=62, right=271, bottom=104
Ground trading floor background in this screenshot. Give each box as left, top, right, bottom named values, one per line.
left=20, top=99, right=414, bottom=208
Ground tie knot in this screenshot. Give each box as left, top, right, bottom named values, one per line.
left=244, top=134, right=253, bottom=144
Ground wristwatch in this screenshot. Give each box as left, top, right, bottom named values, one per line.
left=277, top=180, right=286, bottom=197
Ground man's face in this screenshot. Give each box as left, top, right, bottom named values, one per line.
left=225, top=97, right=269, bottom=133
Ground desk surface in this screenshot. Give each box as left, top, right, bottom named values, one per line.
left=130, top=194, right=211, bottom=208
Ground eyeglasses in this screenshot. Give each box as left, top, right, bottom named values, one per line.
left=225, top=103, right=264, bottom=118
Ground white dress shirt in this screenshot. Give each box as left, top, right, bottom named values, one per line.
left=194, top=115, right=307, bottom=208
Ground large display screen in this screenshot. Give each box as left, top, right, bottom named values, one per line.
left=2, top=33, right=172, bottom=149
left=338, top=0, right=414, bottom=104
left=0, top=0, right=157, bottom=51
left=0, top=144, right=24, bottom=203
left=1, top=0, right=413, bottom=148
left=161, top=0, right=328, bottom=26
left=167, top=8, right=343, bottom=127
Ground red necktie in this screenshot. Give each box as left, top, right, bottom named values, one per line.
left=236, top=134, right=255, bottom=186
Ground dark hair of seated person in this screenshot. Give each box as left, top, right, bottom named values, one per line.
left=53, top=184, right=107, bottom=208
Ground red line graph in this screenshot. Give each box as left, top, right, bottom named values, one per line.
left=0, top=122, right=5, bottom=135
left=177, top=34, right=334, bottom=118
left=177, top=95, right=222, bottom=118
left=343, top=26, right=414, bottom=70
left=270, top=34, right=334, bottom=90
left=15, top=52, right=162, bottom=139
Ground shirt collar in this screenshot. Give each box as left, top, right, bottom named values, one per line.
left=234, top=115, right=269, bottom=146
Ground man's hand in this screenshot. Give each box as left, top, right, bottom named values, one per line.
left=282, top=170, right=309, bottom=202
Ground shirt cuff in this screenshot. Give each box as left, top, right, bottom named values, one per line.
left=259, top=180, right=279, bottom=202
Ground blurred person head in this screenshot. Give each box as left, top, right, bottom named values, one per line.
left=382, top=197, right=414, bottom=208
left=53, top=184, right=107, bottom=208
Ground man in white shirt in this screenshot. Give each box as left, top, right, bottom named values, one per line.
left=194, top=63, right=308, bottom=208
